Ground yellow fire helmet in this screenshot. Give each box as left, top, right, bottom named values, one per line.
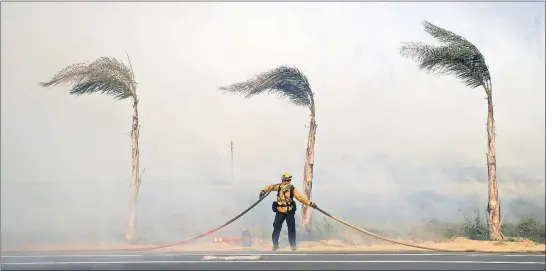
left=281, top=172, right=292, bottom=181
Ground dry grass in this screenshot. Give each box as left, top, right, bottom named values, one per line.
left=235, top=237, right=546, bottom=253
left=5, top=213, right=544, bottom=254
left=6, top=237, right=544, bottom=253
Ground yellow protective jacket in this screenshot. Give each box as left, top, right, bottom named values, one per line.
left=262, top=182, right=312, bottom=213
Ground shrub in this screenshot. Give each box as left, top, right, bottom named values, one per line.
left=425, top=219, right=462, bottom=239
left=438, top=209, right=546, bottom=244
left=297, top=216, right=338, bottom=239
left=461, top=209, right=489, bottom=240
left=501, top=222, right=518, bottom=237
left=516, top=216, right=546, bottom=244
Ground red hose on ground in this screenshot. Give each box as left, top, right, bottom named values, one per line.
left=7, top=191, right=272, bottom=253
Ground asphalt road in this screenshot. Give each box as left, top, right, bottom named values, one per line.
left=1, top=250, right=545, bottom=270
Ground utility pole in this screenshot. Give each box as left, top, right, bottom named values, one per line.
left=230, top=140, right=234, bottom=182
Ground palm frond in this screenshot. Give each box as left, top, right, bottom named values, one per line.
left=40, top=57, right=136, bottom=100
left=400, top=21, right=491, bottom=89
left=219, top=66, right=314, bottom=109
left=422, top=20, right=467, bottom=44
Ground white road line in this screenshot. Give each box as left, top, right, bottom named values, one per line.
left=1, top=260, right=545, bottom=265
left=2, top=253, right=544, bottom=258
left=201, top=255, right=261, bottom=260
left=1, top=254, right=143, bottom=258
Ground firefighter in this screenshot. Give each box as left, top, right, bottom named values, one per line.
left=259, top=172, right=317, bottom=251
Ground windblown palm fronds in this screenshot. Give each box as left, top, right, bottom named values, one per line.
left=39, top=55, right=142, bottom=241
left=220, top=65, right=318, bottom=229
left=400, top=21, right=491, bottom=90
left=219, top=66, right=314, bottom=109
left=400, top=20, right=503, bottom=240
left=40, top=57, right=136, bottom=100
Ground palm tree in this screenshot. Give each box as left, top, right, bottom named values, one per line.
left=219, top=66, right=317, bottom=230
left=39, top=55, right=142, bottom=242
left=399, top=21, right=503, bottom=240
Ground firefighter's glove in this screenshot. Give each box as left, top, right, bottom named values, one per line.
left=259, top=190, right=266, bottom=199
left=310, top=202, right=317, bottom=208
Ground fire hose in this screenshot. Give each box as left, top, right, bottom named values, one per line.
left=8, top=191, right=537, bottom=253
left=314, top=206, right=467, bottom=252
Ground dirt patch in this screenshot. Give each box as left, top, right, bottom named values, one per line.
left=236, top=237, right=546, bottom=253
left=6, top=237, right=545, bottom=253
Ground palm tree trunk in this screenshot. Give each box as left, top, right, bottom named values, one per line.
left=301, top=111, right=317, bottom=231
left=125, top=98, right=140, bottom=241
left=484, top=82, right=502, bottom=241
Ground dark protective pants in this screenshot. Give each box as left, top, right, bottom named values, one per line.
left=272, top=211, right=296, bottom=248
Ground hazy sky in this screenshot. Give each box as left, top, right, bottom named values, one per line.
left=1, top=2, right=544, bottom=247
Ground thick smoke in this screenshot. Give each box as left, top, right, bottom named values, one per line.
left=1, top=2, right=544, bottom=250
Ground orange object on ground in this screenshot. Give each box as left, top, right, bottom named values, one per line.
left=212, top=230, right=252, bottom=247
